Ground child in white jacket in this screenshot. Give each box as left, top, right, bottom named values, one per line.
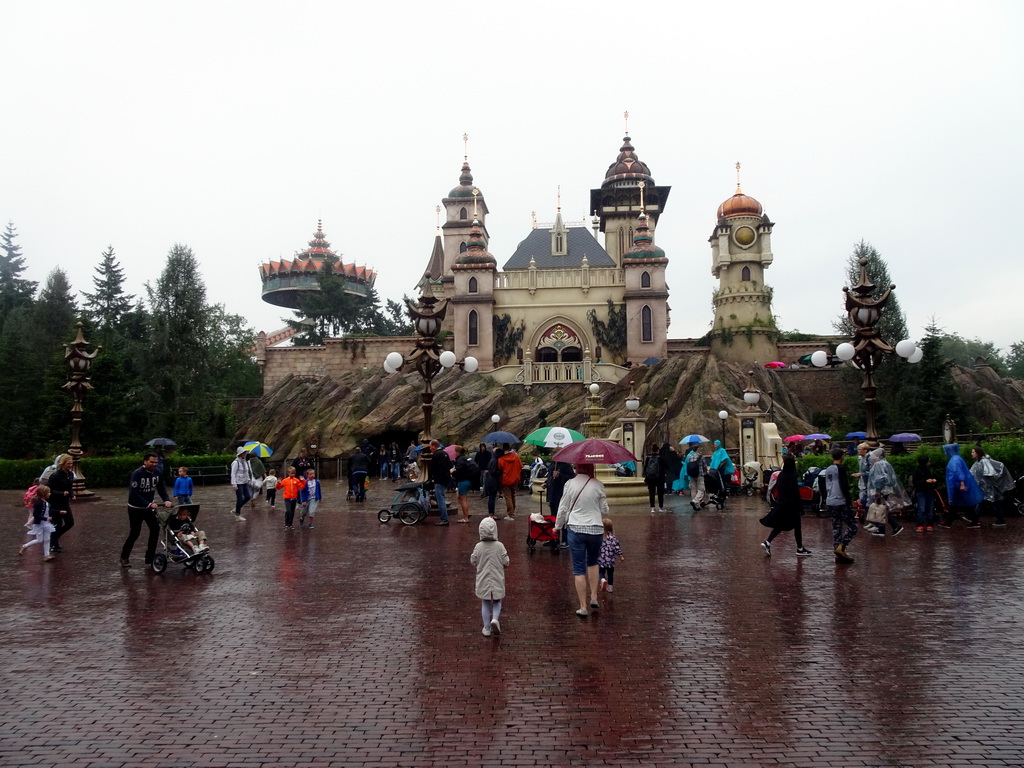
left=470, top=516, right=509, bottom=637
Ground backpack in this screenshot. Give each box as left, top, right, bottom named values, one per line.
left=643, top=455, right=661, bottom=480
left=23, top=484, right=39, bottom=508
left=467, top=461, right=482, bottom=488
left=686, top=453, right=701, bottom=478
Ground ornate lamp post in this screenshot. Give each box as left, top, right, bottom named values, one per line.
left=383, top=293, right=477, bottom=440
left=62, top=322, right=99, bottom=499
left=718, top=410, right=729, bottom=447
left=812, top=257, right=921, bottom=444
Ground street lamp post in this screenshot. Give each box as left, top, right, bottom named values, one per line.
left=383, top=293, right=478, bottom=440
left=811, top=257, right=921, bottom=444
left=63, top=322, right=100, bottom=499
left=718, top=410, right=728, bottom=447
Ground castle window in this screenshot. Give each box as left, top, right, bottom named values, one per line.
left=556, top=233, right=563, bottom=252
left=460, top=207, right=468, bottom=220
left=742, top=266, right=751, bottom=281
left=641, top=271, right=651, bottom=288
left=641, top=305, right=653, bottom=342
left=618, top=227, right=625, bottom=257
left=468, top=310, right=479, bottom=346
left=468, top=277, right=478, bottom=293
left=460, top=241, right=468, bottom=253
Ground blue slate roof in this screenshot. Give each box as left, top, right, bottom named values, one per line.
left=502, top=226, right=616, bottom=270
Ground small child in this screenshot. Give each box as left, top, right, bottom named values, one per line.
left=278, top=467, right=305, bottom=531
left=299, top=469, right=322, bottom=528
left=167, top=506, right=208, bottom=555
left=174, top=467, right=194, bottom=506
left=470, top=516, right=509, bottom=637
left=598, top=517, right=624, bottom=592
left=264, top=469, right=278, bottom=507
left=21, top=485, right=56, bottom=562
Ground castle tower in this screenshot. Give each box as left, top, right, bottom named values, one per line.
left=440, top=135, right=489, bottom=280
left=589, top=125, right=670, bottom=265
left=621, top=199, right=669, bottom=364
left=709, top=164, right=778, bottom=363
left=451, top=217, right=497, bottom=369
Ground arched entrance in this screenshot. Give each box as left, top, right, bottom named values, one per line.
left=534, top=323, right=584, bottom=362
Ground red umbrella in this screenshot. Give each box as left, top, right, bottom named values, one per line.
left=783, top=434, right=806, bottom=443
left=442, top=444, right=462, bottom=460
left=552, top=438, right=637, bottom=465
left=764, top=361, right=786, bottom=369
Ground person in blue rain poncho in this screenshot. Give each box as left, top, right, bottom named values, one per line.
left=709, top=440, right=735, bottom=494
left=941, top=443, right=983, bottom=528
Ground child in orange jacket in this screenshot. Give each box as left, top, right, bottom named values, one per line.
left=278, top=467, right=306, bottom=531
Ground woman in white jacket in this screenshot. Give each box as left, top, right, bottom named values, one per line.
left=555, top=464, right=609, bottom=617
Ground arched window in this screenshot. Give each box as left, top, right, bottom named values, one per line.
left=468, top=276, right=478, bottom=293
left=641, top=305, right=653, bottom=342
left=741, top=266, right=751, bottom=281
left=468, top=310, right=478, bottom=346
left=618, top=227, right=625, bottom=257
left=459, top=207, right=468, bottom=220
left=641, top=271, right=651, bottom=288
left=460, top=241, right=468, bottom=253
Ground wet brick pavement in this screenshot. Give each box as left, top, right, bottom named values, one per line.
left=2, top=483, right=1024, bottom=767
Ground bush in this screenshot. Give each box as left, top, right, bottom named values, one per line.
left=0, top=453, right=234, bottom=491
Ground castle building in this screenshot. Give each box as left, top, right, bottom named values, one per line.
left=708, top=165, right=779, bottom=364
left=421, top=133, right=671, bottom=383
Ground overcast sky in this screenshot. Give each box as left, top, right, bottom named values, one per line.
left=2, top=1, right=1021, bottom=351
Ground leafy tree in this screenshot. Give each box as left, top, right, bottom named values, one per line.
left=82, top=245, right=134, bottom=339
left=937, top=332, right=1006, bottom=373
left=285, top=256, right=362, bottom=345
left=887, top=322, right=966, bottom=435
left=0, top=222, right=36, bottom=333
left=834, top=240, right=908, bottom=346
left=145, top=244, right=214, bottom=443
left=1005, top=341, right=1024, bottom=380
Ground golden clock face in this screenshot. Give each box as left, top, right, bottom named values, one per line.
left=734, top=226, right=756, bottom=246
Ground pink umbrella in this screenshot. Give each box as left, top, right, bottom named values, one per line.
left=552, top=438, right=637, bottom=465
left=764, top=361, right=786, bottom=369
left=783, top=434, right=806, bottom=443
left=442, top=444, right=462, bottom=460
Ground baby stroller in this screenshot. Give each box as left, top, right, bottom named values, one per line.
left=801, top=466, right=828, bottom=516
left=377, top=481, right=431, bottom=525
left=734, top=461, right=761, bottom=496
left=526, top=513, right=561, bottom=553
left=705, top=467, right=727, bottom=510
left=152, top=504, right=215, bottom=574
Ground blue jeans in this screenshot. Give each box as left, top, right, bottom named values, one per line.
left=234, top=484, right=251, bottom=514
left=916, top=492, right=934, bottom=526
left=568, top=529, right=603, bottom=575
left=434, top=484, right=449, bottom=522
left=351, top=471, right=367, bottom=501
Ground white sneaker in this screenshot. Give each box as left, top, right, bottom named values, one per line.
left=650, top=507, right=657, bottom=514
left=606, top=584, right=614, bottom=593
left=235, top=514, right=246, bottom=522
left=659, top=508, right=669, bottom=513
left=490, top=618, right=501, bottom=635
left=482, top=626, right=492, bottom=637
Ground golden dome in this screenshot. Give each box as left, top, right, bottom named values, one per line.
left=717, top=190, right=763, bottom=219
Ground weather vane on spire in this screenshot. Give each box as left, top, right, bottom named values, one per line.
left=435, top=204, right=441, bottom=232
left=557, top=185, right=561, bottom=213
left=463, top=133, right=469, bottom=162
left=638, top=180, right=646, bottom=214
left=472, top=187, right=479, bottom=219
left=624, top=110, right=629, bottom=135
left=735, top=161, right=742, bottom=192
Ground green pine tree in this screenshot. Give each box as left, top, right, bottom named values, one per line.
left=82, top=245, right=134, bottom=340
left=0, top=222, right=37, bottom=334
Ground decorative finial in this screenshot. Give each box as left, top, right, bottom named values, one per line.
left=638, top=180, right=646, bottom=214
left=435, top=205, right=441, bottom=232
left=463, top=133, right=469, bottom=162
left=472, top=187, right=479, bottom=219
left=735, top=161, right=742, bottom=192
left=531, top=210, right=537, bottom=230
left=624, top=110, right=629, bottom=136
left=557, top=185, right=561, bottom=213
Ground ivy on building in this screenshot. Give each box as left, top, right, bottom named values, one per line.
left=587, top=300, right=627, bottom=362
left=493, top=314, right=525, bottom=366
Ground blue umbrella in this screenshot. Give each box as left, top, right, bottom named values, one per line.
left=679, top=434, right=711, bottom=444
left=846, top=431, right=867, bottom=439
left=804, top=433, right=831, bottom=440
left=482, top=431, right=520, bottom=445
left=889, top=432, right=922, bottom=442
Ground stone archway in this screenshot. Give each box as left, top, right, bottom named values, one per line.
left=533, top=320, right=586, bottom=363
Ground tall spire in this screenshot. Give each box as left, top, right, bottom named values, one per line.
left=624, top=110, right=629, bottom=136
left=735, top=161, right=743, bottom=193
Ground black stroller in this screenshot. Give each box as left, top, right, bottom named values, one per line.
left=152, top=504, right=215, bottom=574
left=705, top=468, right=727, bottom=510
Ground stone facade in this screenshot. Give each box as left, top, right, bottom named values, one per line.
left=257, top=335, right=421, bottom=393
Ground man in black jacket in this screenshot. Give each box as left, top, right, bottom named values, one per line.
left=429, top=439, right=452, bottom=526
left=120, top=453, right=171, bottom=568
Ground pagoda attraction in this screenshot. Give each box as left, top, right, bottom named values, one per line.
left=258, top=220, right=376, bottom=309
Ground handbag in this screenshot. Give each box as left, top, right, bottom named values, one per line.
left=866, top=502, right=888, bottom=525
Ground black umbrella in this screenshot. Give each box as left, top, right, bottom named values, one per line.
left=145, top=437, right=177, bottom=447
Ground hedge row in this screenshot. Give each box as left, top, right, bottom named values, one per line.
left=0, top=454, right=234, bottom=491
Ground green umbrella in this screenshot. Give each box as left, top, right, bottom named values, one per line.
left=523, top=426, right=585, bottom=449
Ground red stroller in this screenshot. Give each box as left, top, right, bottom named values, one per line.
left=526, top=515, right=561, bottom=553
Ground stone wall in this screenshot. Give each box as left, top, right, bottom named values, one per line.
left=261, top=336, right=420, bottom=393
left=775, top=368, right=858, bottom=417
